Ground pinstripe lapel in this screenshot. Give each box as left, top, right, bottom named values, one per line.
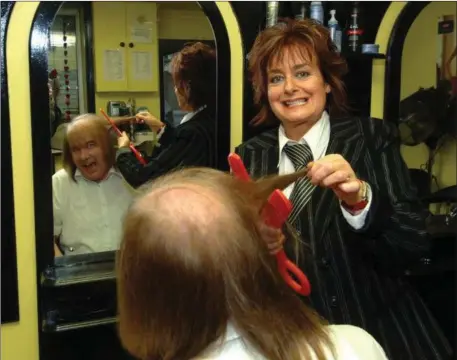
left=310, top=117, right=365, bottom=243
left=245, top=128, right=279, bottom=178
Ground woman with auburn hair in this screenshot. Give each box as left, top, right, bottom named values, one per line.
left=115, top=42, right=217, bottom=188
left=117, top=167, right=388, bottom=360
left=236, top=18, right=452, bottom=359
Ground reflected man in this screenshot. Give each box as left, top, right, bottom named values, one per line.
left=52, top=114, right=133, bottom=256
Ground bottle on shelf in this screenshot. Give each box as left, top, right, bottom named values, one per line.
left=266, top=1, right=280, bottom=28
left=328, top=9, right=342, bottom=53
left=309, top=1, right=324, bottom=24
left=295, top=2, right=307, bottom=20
left=345, top=1, right=364, bottom=53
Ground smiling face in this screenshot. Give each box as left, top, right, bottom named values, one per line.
left=66, top=121, right=111, bottom=182
left=267, top=47, right=330, bottom=132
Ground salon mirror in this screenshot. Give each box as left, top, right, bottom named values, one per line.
left=46, top=1, right=217, bottom=260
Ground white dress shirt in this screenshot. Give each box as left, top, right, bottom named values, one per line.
left=180, top=105, right=206, bottom=125
left=278, top=111, right=372, bottom=230
left=52, top=167, right=134, bottom=255
left=197, top=322, right=388, bottom=360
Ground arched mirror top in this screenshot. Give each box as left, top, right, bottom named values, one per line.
left=28, top=1, right=231, bottom=281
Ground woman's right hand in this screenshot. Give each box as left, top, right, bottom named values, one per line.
left=135, top=111, right=164, bottom=132
left=257, top=221, right=285, bottom=255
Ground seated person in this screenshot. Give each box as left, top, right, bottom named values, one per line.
left=115, top=42, right=217, bottom=188
left=117, top=167, right=388, bottom=360
left=53, top=114, right=133, bottom=256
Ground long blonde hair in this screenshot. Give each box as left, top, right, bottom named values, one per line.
left=117, top=167, right=334, bottom=360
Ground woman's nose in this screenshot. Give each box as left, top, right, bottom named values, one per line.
left=283, top=77, right=298, bottom=94
left=80, top=148, right=90, bottom=159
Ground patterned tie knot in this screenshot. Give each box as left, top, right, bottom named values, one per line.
left=284, top=143, right=313, bottom=170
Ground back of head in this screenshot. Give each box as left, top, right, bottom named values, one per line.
left=117, top=167, right=333, bottom=360
left=248, top=18, right=348, bottom=126
left=171, top=42, right=217, bottom=111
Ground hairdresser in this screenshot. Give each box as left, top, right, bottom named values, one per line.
left=236, top=18, right=452, bottom=359
left=115, top=42, right=217, bottom=188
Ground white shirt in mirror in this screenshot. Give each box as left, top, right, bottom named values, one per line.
left=52, top=167, right=134, bottom=255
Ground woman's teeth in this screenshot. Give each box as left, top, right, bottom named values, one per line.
left=285, top=99, right=307, bottom=107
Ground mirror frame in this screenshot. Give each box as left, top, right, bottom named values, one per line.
left=29, top=1, right=231, bottom=274
left=383, top=1, right=430, bottom=124
left=1, top=0, right=20, bottom=324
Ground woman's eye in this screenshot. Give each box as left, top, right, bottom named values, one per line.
left=296, top=71, right=309, bottom=78
left=270, top=75, right=283, bottom=84
left=87, top=142, right=95, bottom=148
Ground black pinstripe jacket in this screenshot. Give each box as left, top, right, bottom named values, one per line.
left=116, top=108, right=216, bottom=188
left=235, top=116, right=452, bottom=360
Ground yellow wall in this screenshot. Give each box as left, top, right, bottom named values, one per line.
left=157, top=4, right=214, bottom=40
left=215, top=2, right=243, bottom=149
left=1, top=2, right=40, bottom=360
left=399, top=2, right=456, bottom=190
left=94, top=2, right=214, bottom=121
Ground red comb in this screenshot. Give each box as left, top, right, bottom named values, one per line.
left=228, top=153, right=311, bottom=296
left=100, top=109, right=147, bottom=165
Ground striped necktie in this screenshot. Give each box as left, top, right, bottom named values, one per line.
left=283, top=142, right=316, bottom=225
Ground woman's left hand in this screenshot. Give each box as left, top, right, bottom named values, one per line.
left=118, top=131, right=131, bottom=148
left=306, top=154, right=364, bottom=205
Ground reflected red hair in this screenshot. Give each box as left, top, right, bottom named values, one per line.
left=249, top=18, right=349, bottom=126
left=171, top=42, right=216, bottom=111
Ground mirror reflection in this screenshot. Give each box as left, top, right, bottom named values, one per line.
left=48, top=1, right=217, bottom=257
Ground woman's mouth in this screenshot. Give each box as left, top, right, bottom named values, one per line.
left=83, top=162, right=97, bottom=172
left=283, top=98, right=308, bottom=107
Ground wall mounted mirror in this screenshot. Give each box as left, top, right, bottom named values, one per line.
left=30, top=1, right=230, bottom=280
left=28, top=2, right=230, bottom=340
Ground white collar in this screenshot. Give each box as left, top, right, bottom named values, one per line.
left=278, top=111, right=330, bottom=167
left=196, top=321, right=244, bottom=358
left=180, top=105, right=207, bottom=125
left=75, top=166, right=122, bottom=182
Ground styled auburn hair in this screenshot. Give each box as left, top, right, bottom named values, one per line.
left=62, top=113, right=116, bottom=181
left=249, top=18, right=349, bottom=126
left=171, top=42, right=216, bottom=111
left=117, top=167, right=334, bottom=360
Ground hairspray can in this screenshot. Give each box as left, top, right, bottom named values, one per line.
left=266, top=2, right=279, bottom=28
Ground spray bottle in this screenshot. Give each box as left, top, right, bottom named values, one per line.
left=328, top=9, right=342, bottom=53
left=309, top=2, right=324, bottom=24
